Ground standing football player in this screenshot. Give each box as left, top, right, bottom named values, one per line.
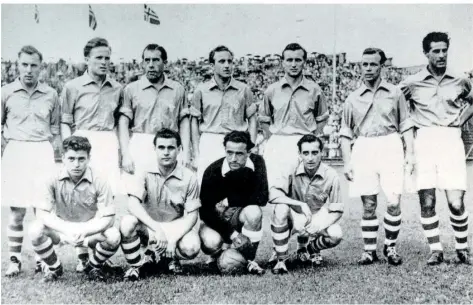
left=400, top=32, right=473, bottom=265
left=119, top=128, right=201, bottom=280
left=270, top=134, right=343, bottom=274
left=2, top=45, right=60, bottom=276
left=29, top=136, right=121, bottom=282
left=190, top=46, right=258, bottom=182
left=339, top=48, right=413, bottom=265
left=199, top=131, right=268, bottom=275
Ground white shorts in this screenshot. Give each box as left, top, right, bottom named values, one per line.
left=290, top=207, right=342, bottom=238
left=122, top=133, right=157, bottom=188
left=45, top=226, right=117, bottom=248
left=415, top=127, right=467, bottom=191
left=349, top=133, right=404, bottom=197
left=1, top=140, right=56, bottom=208
left=74, top=130, right=122, bottom=195
left=197, top=133, right=226, bottom=183
left=263, top=135, right=302, bottom=189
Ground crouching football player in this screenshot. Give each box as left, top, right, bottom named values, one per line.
left=199, top=131, right=269, bottom=275
left=29, top=136, right=121, bottom=282
left=270, top=134, right=343, bottom=274
left=119, top=128, right=201, bottom=281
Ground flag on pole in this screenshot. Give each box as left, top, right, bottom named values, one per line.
left=144, top=4, right=160, bottom=25
left=34, top=5, right=39, bottom=23
left=89, top=5, right=97, bottom=30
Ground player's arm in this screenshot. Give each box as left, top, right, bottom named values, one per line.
left=324, top=175, right=344, bottom=227
left=59, top=84, right=73, bottom=139
left=118, top=86, right=135, bottom=174
left=162, top=210, right=198, bottom=245
left=459, top=78, right=473, bottom=125
left=189, top=89, right=203, bottom=164
left=244, top=87, right=258, bottom=144
left=315, top=90, right=329, bottom=123
left=36, top=179, right=71, bottom=236
left=258, top=88, right=273, bottom=140
left=178, top=85, right=192, bottom=166
left=1, top=91, right=8, bottom=156
left=49, top=91, right=62, bottom=155
left=339, top=98, right=355, bottom=181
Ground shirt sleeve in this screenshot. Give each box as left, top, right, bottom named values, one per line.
left=189, top=87, right=203, bottom=119
left=118, top=85, right=134, bottom=121
left=60, top=84, right=74, bottom=125
left=315, top=88, right=328, bottom=117
left=397, top=87, right=413, bottom=134
left=96, top=177, right=116, bottom=218
left=244, top=87, right=258, bottom=119
left=327, top=175, right=344, bottom=213
left=268, top=161, right=295, bottom=202
left=177, top=85, right=190, bottom=120
left=184, top=172, right=201, bottom=213
left=50, top=91, right=60, bottom=135
left=259, top=88, right=273, bottom=124
left=36, top=176, right=56, bottom=212
left=127, top=170, right=147, bottom=202
left=339, top=97, right=355, bottom=139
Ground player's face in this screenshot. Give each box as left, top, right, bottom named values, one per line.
left=212, top=51, right=233, bottom=79
left=425, top=41, right=448, bottom=70
left=142, top=49, right=166, bottom=83
left=86, top=46, right=111, bottom=77
left=299, top=141, right=322, bottom=172
left=155, top=137, right=179, bottom=167
left=225, top=141, right=249, bottom=170
left=282, top=50, right=305, bottom=78
left=18, top=53, right=41, bottom=87
left=63, top=149, right=90, bottom=180
left=361, top=53, right=382, bottom=83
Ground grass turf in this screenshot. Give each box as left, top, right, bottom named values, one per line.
left=2, top=164, right=473, bottom=304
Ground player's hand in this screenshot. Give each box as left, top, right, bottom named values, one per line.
left=153, top=225, right=168, bottom=254
left=121, top=152, right=135, bottom=174
left=300, top=202, right=312, bottom=227
left=305, top=220, right=322, bottom=235
left=405, top=153, right=415, bottom=175
left=344, top=163, right=354, bottom=182
left=70, top=230, right=87, bottom=247
left=401, top=83, right=414, bottom=100
left=164, top=242, right=176, bottom=259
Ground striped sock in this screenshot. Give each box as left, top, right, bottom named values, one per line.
left=241, top=227, right=263, bottom=261
left=361, top=216, right=379, bottom=252
left=8, top=223, right=23, bottom=261
left=309, top=235, right=337, bottom=252
left=89, top=242, right=119, bottom=268
left=76, top=246, right=89, bottom=262
left=32, top=237, right=61, bottom=271
left=271, top=222, right=290, bottom=259
left=450, top=212, right=469, bottom=250
left=297, top=235, right=310, bottom=250
left=121, top=236, right=143, bottom=267
left=384, top=212, right=402, bottom=246
left=421, top=215, right=443, bottom=252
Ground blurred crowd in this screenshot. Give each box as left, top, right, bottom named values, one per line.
left=3, top=53, right=472, bottom=159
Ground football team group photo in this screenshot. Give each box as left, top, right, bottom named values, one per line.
left=1, top=3, right=473, bottom=304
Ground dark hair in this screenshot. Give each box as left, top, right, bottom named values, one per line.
left=223, top=130, right=255, bottom=151
left=84, top=37, right=111, bottom=57
left=63, top=136, right=92, bottom=154
left=282, top=43, right=307, bottom=61
left=153, top=128, right=182, bottom=147
left=18, top=45, right=43, bottom=62
left=362, top=47, right=387, bottom=65
left=422, top=32, right=450, bottom=53
left=141, top=43, right=168, bottom=62
left=209, top=45, right=234, bottom=64
left=297, top=134, right=324, bottom=152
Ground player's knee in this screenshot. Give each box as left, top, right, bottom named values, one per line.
left=242, top=205, right=262, bottom=228
left=177, top=231, right=201, bottom=260
left=386, top=201, right=401, bottom=215
left=448, top=199, right=465, bottom=215
left=362, top=195, right=377, bottom=218
left=119, top=215, right=139, bottom=239
left=199, top=224, right=223, bottom=255
left=272, top=204, right=290, bottom=223
left=28, top=220, right=46, bottom=244
left=10, top=207, right=26, bottom=224
left=104, top=227, right=121, bottom=248
left=419, top=189, right=436, bottom=216
left=326, top=224, right=343, bottom=245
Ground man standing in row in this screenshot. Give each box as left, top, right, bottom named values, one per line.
left=401, top=32, right=472, bottom=265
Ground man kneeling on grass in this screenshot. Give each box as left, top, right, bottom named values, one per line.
left=29, top=136, right=121, bottom=282
left=270, top=134, right=344, bottom=274
left=120, top=128, right=201, bottom=281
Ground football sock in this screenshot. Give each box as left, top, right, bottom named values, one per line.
left=8, top=222, right=23, bottom=261
left=90, top=241, right=119, bottom=268
left=121, top=235, right=143, bottom=267
left=76, top=246, right=89, bottom=262
left=241, top=227, right=263, bottom=261
left=297, top=235, right=309, bottom=250
left=421, top=214, right=443, bottom=252
left=361, top=216, right=378, bottom=252
left=271, top=222, right=290, bottom=260
left=308, top=235, right=338, bottom=253
left=450, top=212, right=469, bottom=250
left=384, top=211, right=402, bottom=247
left=32, top=237, right=61, bottom=271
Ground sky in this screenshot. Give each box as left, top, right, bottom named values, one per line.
left=1, top=3, right=472, bottom=71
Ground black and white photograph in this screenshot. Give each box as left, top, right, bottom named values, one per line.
left=1, top=2, right=472, bottom=304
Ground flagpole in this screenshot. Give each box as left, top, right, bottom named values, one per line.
left=332, top=5, right=337, bottom=104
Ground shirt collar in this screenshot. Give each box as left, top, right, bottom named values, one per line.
left=295, top=161, right=326, bottom=179
left=358, top=79, right=391, bottom=96
left=148, top=163, right=183, bottom=180
left=12, top=77, right=48, bottom=94
left=81, top=71, right=116, bottom=88
left=59, top=167, right=93, bottom=183
left=280, top=76, right=310, bottom=91
left=221, top=156, right=255, bottom=177
left=418, top=66, right=456, bottom=81
left=140, top=75, right=175, bottom=91
left=208, top=77, right=239, bottom=91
